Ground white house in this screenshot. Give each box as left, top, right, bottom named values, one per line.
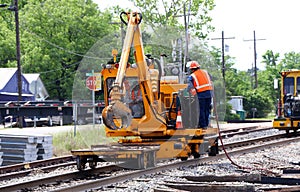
left=228, top=96, right=244, bottom=111
left=23, top=74, right=49, bottom=101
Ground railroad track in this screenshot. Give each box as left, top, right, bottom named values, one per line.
left=220, top=126, right=274, bottom=138
left=0, top=155, right=74, bottom=174
left=0, top=124, right=269, bottom=176
left=0, top=155, right=75, bottom=182
left=1, top=130, right=299, bottom=191
left=0, top=164, right=124, bottom=192
left=221, top=131, right=292, bottom=150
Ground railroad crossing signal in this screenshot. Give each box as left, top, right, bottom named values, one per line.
left=86, top=74, right=101, bottom=90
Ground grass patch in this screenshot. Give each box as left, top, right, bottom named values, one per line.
left=52, top=125, right=117, bottom=157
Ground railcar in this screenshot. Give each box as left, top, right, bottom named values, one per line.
left=273, top=70, right=300, bottom=134
left=71, top=12, right=219, bottom=170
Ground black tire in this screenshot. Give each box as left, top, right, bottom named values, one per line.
left=192, top=144, right=200, bottom=159
left=89, top=161, right=97, bottom=169
left=208, top=145, right=218, bottom=156
left=193, top=153, right=200, bottom=159
left=180, top=157, right=188, bottom=161
left=137, top=154, right=146, bottom=169
left=148, top=152, right=156, bottom=168
left=76, top=156, right=86, bottom=171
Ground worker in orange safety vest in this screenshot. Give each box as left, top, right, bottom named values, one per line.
left=186, top=61, right=213, bottom=128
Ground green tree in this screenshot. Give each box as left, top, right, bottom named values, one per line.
left=128, top=0, right=215, bottom=39
left=243, top=89, right=272, bottom=118
left=259, top=50, right=282, bottom=107
left=280, top=51, right=300, bottom=69
left=0, top=7, right=16, bottom=67
left=19, top=0, right=115, bottom=100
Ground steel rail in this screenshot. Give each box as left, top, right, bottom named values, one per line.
left=222, top=132, right=288, bottom=150
left=0, top=130, right=297, bottom=191
left=220, top=126, right=274, bottom=138
left=0, top=161, right=76, bottom=181
left=0, top=155, right=74, bottom=174
left=0, top=164, right=123, bottom=192
left=53, top=136, right=300, bottom=192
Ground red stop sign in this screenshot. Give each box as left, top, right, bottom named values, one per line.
left=86, top=76, right=96, bottom=90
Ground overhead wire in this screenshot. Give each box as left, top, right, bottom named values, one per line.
left=42, top=70, right=76, bottom=87
left=37, top=61, right=81, bottom=74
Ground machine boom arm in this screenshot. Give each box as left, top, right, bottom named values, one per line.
left=102, top=12, right=164, bottom=130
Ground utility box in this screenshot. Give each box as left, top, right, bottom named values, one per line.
left=236, top=110, right=246, bottom=120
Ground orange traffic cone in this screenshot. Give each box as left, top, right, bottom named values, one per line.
left=176, top=110, right=183, bottom=129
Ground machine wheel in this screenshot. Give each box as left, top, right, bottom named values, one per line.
left=89, top=161, right=97, bottom=169
left=192, top=144, right=200, bottom=159
left=76, top=156, right=86, bottom=171
left=180, top=157, right=188, bottom=161
left=193, top=153, right=200, bottom=159
left=208, top=145, right=218, bottom=156
left=148, top=151, right=156, bottom=167
left=293, top=129, right=298, bottom=136
left=208, top=138, right=219, bottom=156
left=137, top=153, right=146, bottom=169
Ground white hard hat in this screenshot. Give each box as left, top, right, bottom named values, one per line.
left=186, top=61, right=200, bottom=69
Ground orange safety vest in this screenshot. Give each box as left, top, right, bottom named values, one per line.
left=191, top=69, right=213, bottom=92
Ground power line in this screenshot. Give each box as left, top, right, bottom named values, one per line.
left=38, top=61, right=81, bottom=74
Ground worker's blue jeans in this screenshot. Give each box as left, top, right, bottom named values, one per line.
left=198, top=97, right=212, bottom=128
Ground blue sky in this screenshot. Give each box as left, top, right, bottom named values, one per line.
left=96, top=0, right=300, bottom=71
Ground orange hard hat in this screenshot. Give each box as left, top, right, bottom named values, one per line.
left=188, top=61, right=200, bottom=69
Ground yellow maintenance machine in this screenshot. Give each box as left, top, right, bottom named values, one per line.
left=72, top=12, right=219, bottom=170
left=273, top=69, right=300, bottom=134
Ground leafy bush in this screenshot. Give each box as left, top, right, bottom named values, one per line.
left=243, top=90, right=273, bottom=118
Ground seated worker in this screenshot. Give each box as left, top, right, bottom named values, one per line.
left=130, top=84, right=144, bottom=118
left=123, top=80, right=144, bottom=118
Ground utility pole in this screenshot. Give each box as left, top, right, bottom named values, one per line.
left=1, top=1, right=23, bottom=127
left=210, top=31, right=235, bottom=82
left=183, top=2, right=190, bottom=76
left=13, top=0, right=22, bottom=127
left=173, top=1, right=194, bottom=83
left=244, top=30, right=266, bottom=89
left=14, top=0, right=22, bottom=102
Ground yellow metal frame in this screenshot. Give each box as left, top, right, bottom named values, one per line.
left=99, top=12, right=218, bottom=160
left=273, top=70, right=300, bottom=131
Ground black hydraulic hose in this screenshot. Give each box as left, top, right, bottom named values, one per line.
left=154, top=58, right=162, bottom=100
left=120, top=12, right=142, bottom=26
left=154, top=58, right=162, bottom=80
left=168, top=93, right=176, bottom=121
left=212, top=94, right=277, bottom=175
